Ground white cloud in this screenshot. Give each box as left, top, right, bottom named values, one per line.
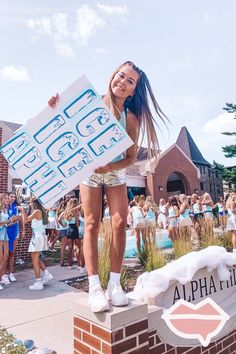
left=202, top=113, right=235, bottom=134
left=0, top=65, right=31, bottom=82
left=55, top=42, right=74, bottom=58
left=25, top=4, right=129, bottom=55
left=95, top=47, right=108, bottom=56
left=203, top=13, right=211, bottom=23
left=97, top=3, right=129, bottom=16
left=75, top=5, right=106, bottom=45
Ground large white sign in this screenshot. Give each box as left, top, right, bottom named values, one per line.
left=0, top=76, right=133, bottom=207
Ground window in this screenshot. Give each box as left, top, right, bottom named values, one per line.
left=208, top=169, right=211, bottom=178
left=200, top=182, right=204, bottom=191
left=215, top=170, right=219, bottom=178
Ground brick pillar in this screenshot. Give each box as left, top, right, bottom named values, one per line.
left=74, top=295, right=149, bottom=353
left=0, top=127, right=9, bottom=193
left=74, top=294, right=236, bottom=353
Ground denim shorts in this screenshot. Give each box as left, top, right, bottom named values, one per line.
left=82, top=170, right=126, bottom=188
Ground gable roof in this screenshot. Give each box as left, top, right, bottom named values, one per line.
left=176, top=126, right=211, bottom=166
left=0, top=120, right=22, bottom=132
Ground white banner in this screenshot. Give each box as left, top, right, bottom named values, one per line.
left=0, top=76, right=133, bottom=208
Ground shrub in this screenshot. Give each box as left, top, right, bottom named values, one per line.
left=136, top=244, right=166, bottom=271
left=98, top=220, right=127, bottom=289
left=145, top=244, right=167, bottom=272
left=0, top=327, right=27, bottom=354
left=172, top=237, right=193, bottom=259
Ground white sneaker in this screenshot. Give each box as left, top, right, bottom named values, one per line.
left=79, top=267, right=87, bottom=276
left=106, top=282, right=128, bottom=307
left=8, top=273, right=16, bottom=282
left=0, top=274, right=11, bottom=285
left=42, top=270, right=53, bottom=284
left=0, top=284, right=3, bottom=290
left=29, top=280, right=43, bottom=291
left=89, top=285, right=110, bottom=313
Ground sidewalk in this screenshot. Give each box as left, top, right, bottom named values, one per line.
left=0, top=266, right=85, bottom=354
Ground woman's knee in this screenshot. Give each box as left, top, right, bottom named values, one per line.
left=85, top=218, right=100, bottom=234
left=112, top=216, right=126, bottom=233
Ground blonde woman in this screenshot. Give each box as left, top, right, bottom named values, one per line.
left=56, top=200, right=68, bottom=266
left=157, top=198, right=168, bottom=229
left=64, top=198, right=80, bottom=269
left=191, top=194, right=203, bottom=237
left=215, top=196, right=226, bottom=229
left=178, top=194, right=192, bottom=239
left=226, top=192, right=236, bottom=252
left=167, top=197, right=179, bottom=240
left=49, top=60, right=168, bottom=312
left=202, top=192, right=214, bottom=234
left=20, top=198, right=53, bottom=290
left=0, top=193, right=18, bottom=289
left=130, top=199, right=146, bottom=250
left=143, top=196, right=157, bottom=244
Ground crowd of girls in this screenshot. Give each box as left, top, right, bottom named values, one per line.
left=127, top=192, right=236, bottom=251
left=0, top=191, right=86, bottom=291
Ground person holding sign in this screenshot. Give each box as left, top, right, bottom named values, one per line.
left=49, top=61, right=167, bottom=312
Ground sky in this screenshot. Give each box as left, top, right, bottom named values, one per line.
left=0, top=0, right=235, bottom=166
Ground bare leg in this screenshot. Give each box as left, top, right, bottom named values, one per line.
left=232, top=231, right=236, bottom=249
left=31, top=252, right=41, bottom=278
left=80, top=184, right=102, bottom=276
left=67, top=239, right=73, bottom=266
left=9, top=238, right=18, bottom=273
left=39, top=258, right=46, bottom=272
left=105, top=184, right=128, bottom=273
left=0, top=242, right=9, bottom=277
left=60, top=236, right=68, bottom=265
left=135, top=228, right=141, bottom=250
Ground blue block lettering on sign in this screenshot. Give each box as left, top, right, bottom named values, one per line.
left=38, top=181, right=66, bottom=205
left=24, top=163, right=57, bottom=192
left=34, top=115, right=65, bottom=144
left=88, top=124, right=125, bottom=156
left=76, top=108, right=110, bottom=137
left=46, top=132, right=79, bottom=162
left=58, top=148, right=93, bottom=178
left=63, top=89, right=96, bottom=119
left=12, top=147, right=43, bottom=172
left=0, top=132, right=31, bottom=163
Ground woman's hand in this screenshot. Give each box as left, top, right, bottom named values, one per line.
left=48, top=93, right=59, bottom=108
left=94, top=164, right=112, bottom=174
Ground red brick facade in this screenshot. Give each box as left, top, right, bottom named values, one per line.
left=74, top=314, right=236, bottom=354
left=0, top=127, right=9, bottom=193
left=146, top=144, right=200, bottom=203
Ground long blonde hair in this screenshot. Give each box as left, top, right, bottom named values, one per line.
left=0, top=193, right=8, bottom=218
left=226, top=192, right=236, bottom=209
left=64, top=198, right=79, bottom=220
left=104, top=61, right=169, bottom=170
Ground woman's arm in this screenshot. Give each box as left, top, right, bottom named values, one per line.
left=94, top=112, right=140, bottom=173
left=19, top=207, right=41, bottom=224
left=174, top=206, right=180, bottom=218
left=179, top=202, right=187, bottom=215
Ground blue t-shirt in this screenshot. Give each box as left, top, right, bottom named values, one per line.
left=7, top=202, right=19, bottom=238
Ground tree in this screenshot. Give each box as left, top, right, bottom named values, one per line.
left=221, top=103, right=236, bottom=190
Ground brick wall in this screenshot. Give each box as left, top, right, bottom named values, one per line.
left=147, top=145, right=200, bottom=203
left=74, top=295, right=236, bottom=354
left=15, top=223, right=31, bottom=260
left=0, top=127, right=9, bottom=193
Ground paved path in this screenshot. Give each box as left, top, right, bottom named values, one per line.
left=0, top=266, right=84, bottom=354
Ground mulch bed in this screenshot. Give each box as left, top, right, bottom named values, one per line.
left=63, top=262, right=145, bottom=293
